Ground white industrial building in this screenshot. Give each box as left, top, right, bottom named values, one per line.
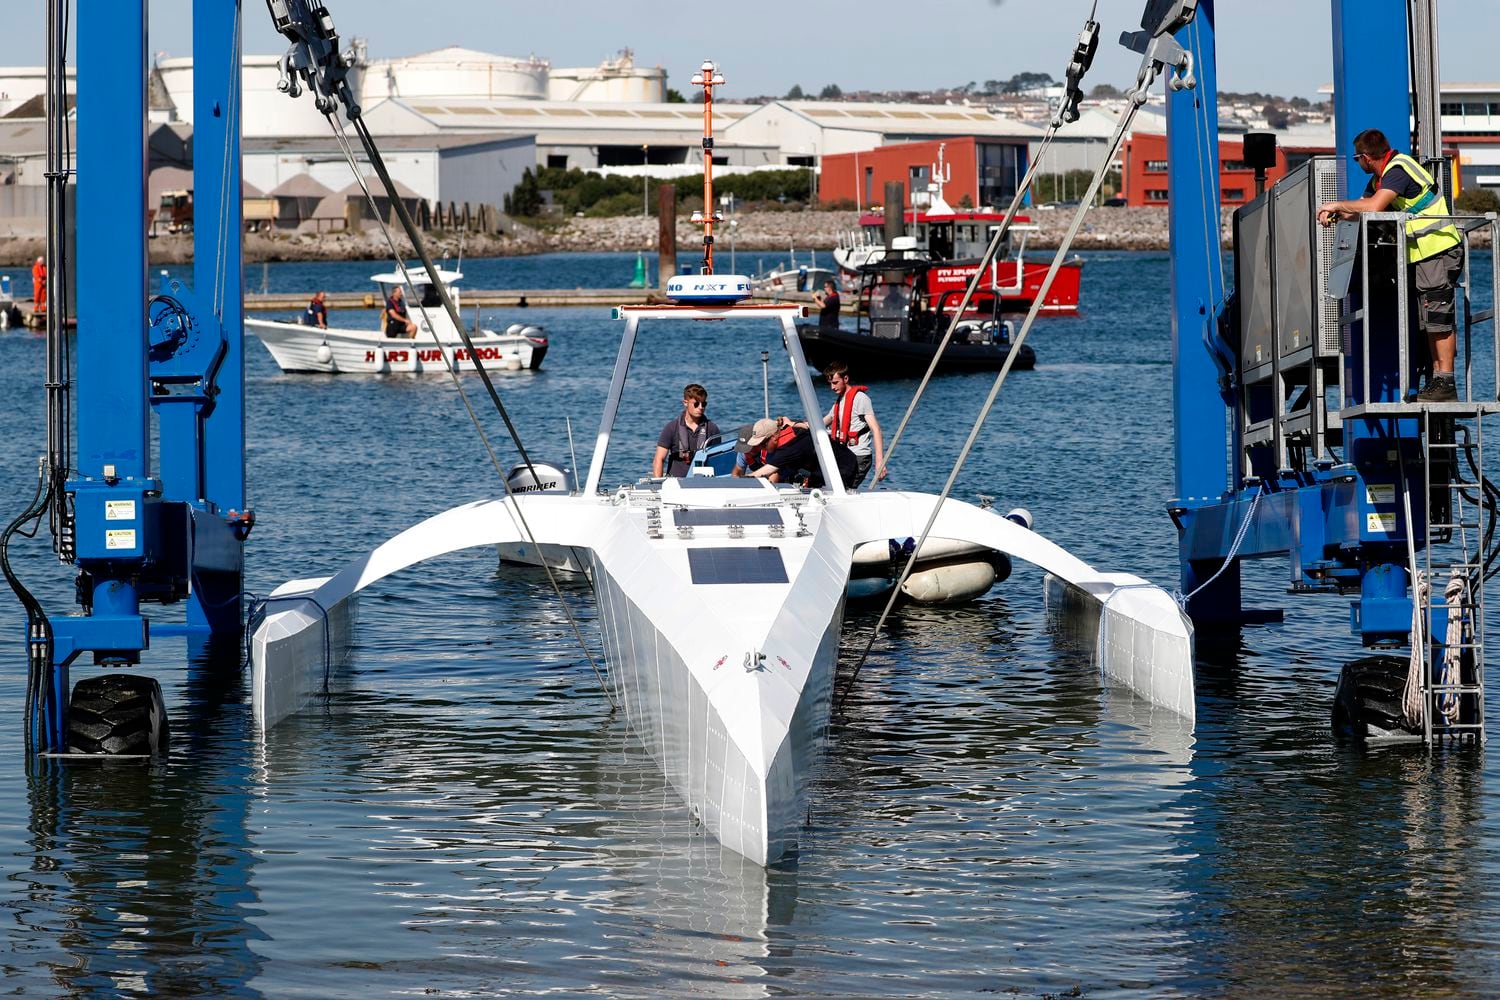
left=241, top=131, right=535, bottom=212
left=1438, top=84, right=1500, bottom=192
left=723, top=100, right=1044, bottom=167
left=358, top=97, right=776, bottom=171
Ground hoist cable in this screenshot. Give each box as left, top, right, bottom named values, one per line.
left=838, top=90, right=1148, bottom=712
left=322, top=112, right=614, bottom=708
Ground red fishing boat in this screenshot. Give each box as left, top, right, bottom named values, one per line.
left=831, top=146, right=1083, bottom=315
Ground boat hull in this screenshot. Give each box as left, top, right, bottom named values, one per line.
left=796, top=323, right=1036, bottom=376
left=247, top=318, right=547, bottom=374
left=593, top=547, right=841, bottom=866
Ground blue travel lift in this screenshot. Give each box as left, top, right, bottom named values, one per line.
left=8, top=0, right=249, bottom=754
left=1166, top=0, right=1499, bottom=740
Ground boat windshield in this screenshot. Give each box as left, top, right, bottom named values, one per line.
left=870, top=281, right=910, bottom=320
left=413, top=282, right=443, bottom=308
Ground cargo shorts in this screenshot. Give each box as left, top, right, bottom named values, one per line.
left=1414, top=246, right=1464, bottom=336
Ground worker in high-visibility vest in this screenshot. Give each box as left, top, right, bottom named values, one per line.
left=30, top=256, right=47, bottom=316
left=1318, top=128, right=1464, bottom=402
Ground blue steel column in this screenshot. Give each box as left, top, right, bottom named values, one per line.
left=75, top=0, right=149, bottom=636
left=75, top=0, right=147, bottom=490
left=47, top=0, right=151, bottom=748
left=1331, top=0, right=1410, bottom=205
left=1332, top=0, right=1419, bottom=640
left=187, top=0, right=246, bottom=632
left=1168, top=0, right=1239, bottom=620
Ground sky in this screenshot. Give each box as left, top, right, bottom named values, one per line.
left=9, top=0, right=1500, bottom=102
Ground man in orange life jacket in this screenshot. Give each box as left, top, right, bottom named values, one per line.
left=820, top=360, right=886, bottom=488
left=31, top=256, right=47, bottom=316
left=1317, top=128, right=1464, bottom=402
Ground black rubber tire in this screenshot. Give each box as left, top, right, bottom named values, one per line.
left=1332, top=655, right=1415, bottom=740
left=67, top=674, right=170, bottom=756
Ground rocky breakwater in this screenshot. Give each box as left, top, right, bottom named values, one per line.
left=508, top=207, right=1215, bottom=256
left=6, top=206, right=1487, bottom=267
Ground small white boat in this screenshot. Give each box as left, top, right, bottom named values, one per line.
left=0, top=275, right=24, bottom=330
left=246, top=268, right=547, bottom=374
left=749, top=247, right=840, bottom=296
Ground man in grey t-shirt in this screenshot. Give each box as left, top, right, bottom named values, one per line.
left=652, top=382, right=721, bottom=478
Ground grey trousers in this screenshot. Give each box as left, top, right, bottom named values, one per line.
left=1414, top=246, right=1464, bottom=336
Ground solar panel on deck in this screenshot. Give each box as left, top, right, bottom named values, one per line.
left=677, top=477, right=767, bottom=489
left=674, top=508, right=782, bottom=527
left=687, top=547, right=789, bottom=584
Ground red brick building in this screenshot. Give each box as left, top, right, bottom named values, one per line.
left=1121, top=132, right=1325, bottom=207
left=818, top=137, right=1029, bottom=211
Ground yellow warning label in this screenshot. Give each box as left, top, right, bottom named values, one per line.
left=1365, top=484, right=1395, bottom=505
left=105, top=529, right=137, bottom=550
left=1366, top=512, right=1397, bottom=533
left=105, top=500, right=136, bottom=521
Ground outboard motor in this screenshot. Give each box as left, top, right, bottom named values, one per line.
left=497, top=461, right=583, bottom=573
left=505, top=461, right=574, bottom=496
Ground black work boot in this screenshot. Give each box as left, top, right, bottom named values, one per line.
left=1416, top=374, right=1458, bottom=403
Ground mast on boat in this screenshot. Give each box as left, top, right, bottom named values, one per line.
left=689, top=60, right=725, bottom=274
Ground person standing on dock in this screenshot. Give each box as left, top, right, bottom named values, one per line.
left=822, top=360, right=886, bottom=488
left=653, top=383, right=721, bottom=478
left=303, top=290, right=328, bottom=329
left=30, top=256, right=46, bottom=317
left=383, top=284, right=417, bottom=338
left=1317, top=128, right=1464, bottom=402
left=812, top=278, right=841, bottom=330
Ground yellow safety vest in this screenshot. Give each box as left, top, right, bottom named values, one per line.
left=1381, top=152, right=1462, bottom=263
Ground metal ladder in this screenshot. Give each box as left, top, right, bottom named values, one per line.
left=1415, top=409, right=1488, bottom=742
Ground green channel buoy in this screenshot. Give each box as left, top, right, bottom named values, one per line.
left=628, top=250, right=648, bottom=289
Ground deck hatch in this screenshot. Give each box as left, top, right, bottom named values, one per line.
left=687, top=546, right=789, bottom=584
left=677, top=476, right=766, bottom=489
left=675, top=509, right=782, bottom=527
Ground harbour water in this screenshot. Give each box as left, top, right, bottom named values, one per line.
left=1, top=250, right=1498, bottom=997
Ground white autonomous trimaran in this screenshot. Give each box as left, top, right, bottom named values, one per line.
left=252, top=55, right=1194, bottom=867
left=252, top=279, right=1193, bottom=866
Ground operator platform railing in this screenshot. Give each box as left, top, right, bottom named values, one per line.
left=1341, top=211, right=1500, bottom=419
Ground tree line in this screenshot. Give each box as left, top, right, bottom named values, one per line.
left=505, top=166, right=817, bottom=219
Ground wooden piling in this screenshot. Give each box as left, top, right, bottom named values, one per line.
left=883, top=180, right=904, bottom=248
left=657, top=183, right=677, bottom=289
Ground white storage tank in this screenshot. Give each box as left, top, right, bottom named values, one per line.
left=548, top=49, right=665, bottom=104
left=158, top=55, right=366, bottom=137
left=365, top=48, right=549, bottom=103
